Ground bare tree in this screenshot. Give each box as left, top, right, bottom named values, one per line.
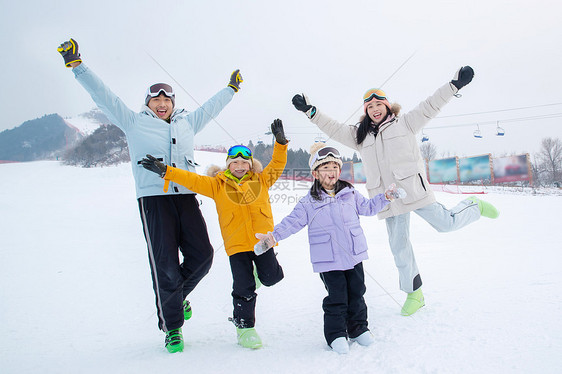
left=534, top=137, right=562, bottom=186
left=420, top=142, right=438, bottom=161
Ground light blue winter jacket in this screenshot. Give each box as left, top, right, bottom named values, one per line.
left=73, top=63, right=234, bottom=198
left=272, top=186, right=390, bottom=273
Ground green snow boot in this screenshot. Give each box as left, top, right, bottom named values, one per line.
left=165, top=328, right=184, bottom=353
left=236, top=327, right=263, bottom=349
left=401, top=288, right=425, bottom=316
left=468, top=196, right=499, bottom=219
left=183, top=300, right=192, bottom=320
left=253, top=264, right=262, bottom=290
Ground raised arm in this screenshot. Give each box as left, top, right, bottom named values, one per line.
left=140, top=155, right=218, bottom=197
left=188, top=70, right=242, bottom=134
left=57, top=38, right=136, bottom=130
left=261, top=119, right=289, bottom=187
left=292, top=94, right=359, bottom=150
left=401, top=66, right=474, bottom=134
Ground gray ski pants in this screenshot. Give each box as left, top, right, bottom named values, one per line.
left=385, top=198, right=481, bottom=293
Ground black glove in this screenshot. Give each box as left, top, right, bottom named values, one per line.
left=228, top=69, right=243, bottom=92
left=271, top=119, right=288, bottom=145
left=57, top=38, right=82, bottom=68
left=451, top=66, right=474, bottom=90
left=140, top=154, right=168, bottom=178
left=292, top=94, right=316, bottom=119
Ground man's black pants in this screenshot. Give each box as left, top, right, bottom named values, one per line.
left=139, top=194, right=214, bottom=332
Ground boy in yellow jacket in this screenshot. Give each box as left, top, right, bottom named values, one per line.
left=141, top=119, right=288, bottom=349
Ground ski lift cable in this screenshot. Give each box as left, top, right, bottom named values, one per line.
left=313, top=51, right=418, bottom=147
left=436, top=102, right=562, bottom=119
left=145, top=51, right=239, bottom=144
left=341, top=50, right=418, bottom=126
left=425, top=112, right=562, bottom=130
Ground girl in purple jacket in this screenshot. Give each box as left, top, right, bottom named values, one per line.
left=254, top=143, right=405, bottom=354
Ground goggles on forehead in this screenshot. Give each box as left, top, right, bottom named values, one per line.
left=227, top=145, right=252, bottom=160
left=146, top=83, right=175, bottom=98
left=363, top=88, right=387, bottom=103
left=309, top=146, right=341, bottom=168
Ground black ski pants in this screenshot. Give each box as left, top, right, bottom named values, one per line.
left=229, top=248, right=284, bottom=328
left=319, top=262, right=369, bottom=346
left=139, top=194, right=214, bottom=332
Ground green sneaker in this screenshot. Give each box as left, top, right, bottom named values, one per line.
left=165, top=328, right=184, bottom=353
left=468, top=196, right=499, bottom=219
left=401, top=288, right=425, bottom=316
left=236, top=327, right=263, bottom=349
left=253, top=264, right=262, bottom=290
left=183, top=300, right=192, bottom=321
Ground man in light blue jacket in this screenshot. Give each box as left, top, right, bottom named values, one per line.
left=58, top=38, right=243, bottom=353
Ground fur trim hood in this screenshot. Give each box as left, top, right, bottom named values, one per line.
left=206, top=158, right=264, bottom=177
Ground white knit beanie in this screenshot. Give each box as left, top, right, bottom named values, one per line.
left=309, top=142, right=343, bottom=171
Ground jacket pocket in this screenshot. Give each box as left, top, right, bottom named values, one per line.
left=362, top=134, right=376, bottom=148
left=365, top=177, right=390, bottom=213
left=259, top=206, right=272, bottom=219
left=381, top=124, right=408, bottom=139
left=219, top=211, right=235, bottom=231
left=350, top=226, right=368, bottom=255
left=136, top=154, right=166, bottom=189
left=136, top=154, right=165, bottom=166
left=365, top=175, right=382, bottom=190
left=184, top=155, right=200, bottom=169
left=392, top=165, right=428, bottom=204
left=309, top=233, right=334, bottom=263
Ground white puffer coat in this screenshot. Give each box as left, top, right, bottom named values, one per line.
left=311, top=82, right=458, bottom=219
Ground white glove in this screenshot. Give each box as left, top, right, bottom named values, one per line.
left=254, top=232, right=277, bottom=255
left=385, top=183, right=407, bottom=201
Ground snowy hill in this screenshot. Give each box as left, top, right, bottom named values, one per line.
left=1, top=152, right=561, bottom=374
left=0, top=109, right=107, bottom=162
left=64, top=108, right=108, bottom=135
left=0, top=114, right=82, bottom=162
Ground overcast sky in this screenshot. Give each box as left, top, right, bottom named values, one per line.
left=2, top=0, right=561, bottom=158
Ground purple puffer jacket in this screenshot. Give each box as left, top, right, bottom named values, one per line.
left=272, top=186, right=389, bottom=273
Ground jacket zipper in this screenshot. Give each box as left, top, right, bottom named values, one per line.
left=418, top=174, right=427, bottom=191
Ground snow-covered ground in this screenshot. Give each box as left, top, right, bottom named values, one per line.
left=1, top=152, right=561, bottom=373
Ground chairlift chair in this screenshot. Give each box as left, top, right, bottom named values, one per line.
left=421, top=130, right=429, bottom=142
left=473, top=124, right=483, bottom=138
left=496, top=122, right=505, bottom=136
left=314, top=135, right=326, bottom=143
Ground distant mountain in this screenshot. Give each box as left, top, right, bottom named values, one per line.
left=64, top=124, right=129, bottom=168
left=0, top=113, right=84, bottom=162
left=61, top=108, right=129, bottom=167
left=64, top=108, right=108, bottom=135
left=0, top=108, right=119, bottom=164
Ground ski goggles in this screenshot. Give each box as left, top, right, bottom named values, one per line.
left=146, top=83, right=175, bottom=98
left=309, top=146, right=341, bottom=168
left=363, top=88, right=387, bottom=103
left=227, top=145, right=252, bottom=160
